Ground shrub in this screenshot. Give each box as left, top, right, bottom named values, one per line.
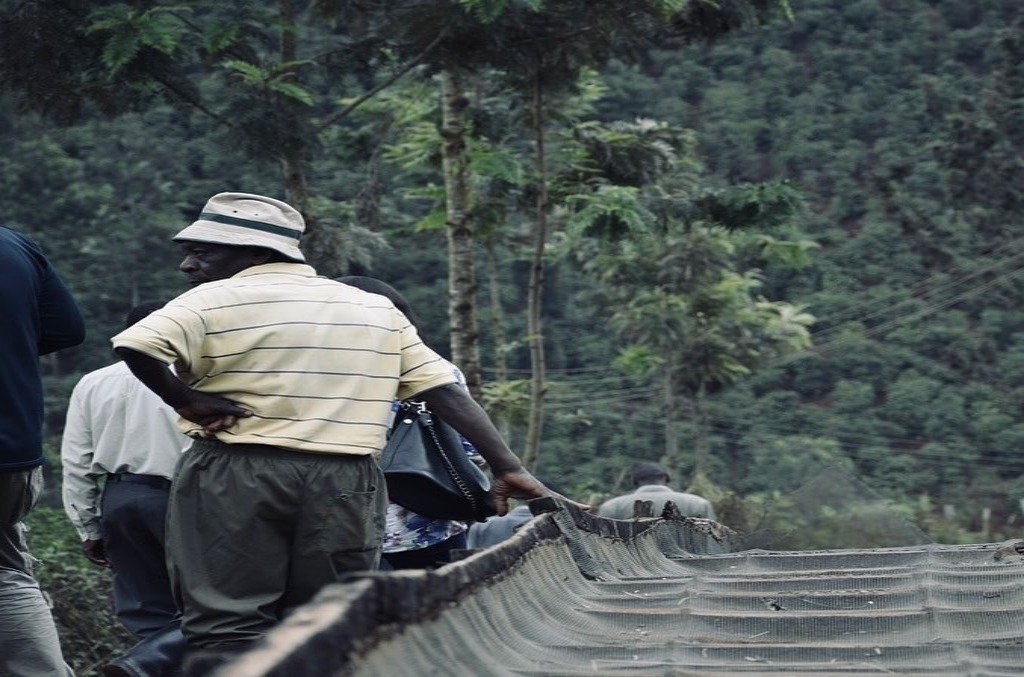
left=24, top=506, right=133, bottom=676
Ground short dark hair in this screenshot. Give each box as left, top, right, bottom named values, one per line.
left=336, top=276, right=422, bottom=332
left=125, top=301, right=166, bottom=329
left=631, top=462, right=669, bottom=485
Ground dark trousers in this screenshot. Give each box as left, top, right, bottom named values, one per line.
left=102, top=474, right=178, bottom=638
left=167, top=439, right=386, bottom=650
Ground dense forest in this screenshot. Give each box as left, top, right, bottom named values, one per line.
left=3, top=0, right=1024, bottom=640
left=4, top=0, right=1024, bottom=670
left=4, top=0, right=1024, bottom=533
left=2, top=0, right=1021, bottom=529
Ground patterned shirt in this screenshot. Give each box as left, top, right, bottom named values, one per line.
left=382, top=363, right=481, bottom=553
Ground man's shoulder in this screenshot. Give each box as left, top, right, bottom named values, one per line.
left=468, top=509, right=531, bottom=546
left=599, top=487, right=712, bottom=518
left=0, top=227, right=42, bottom=276
left=665, top=490, right=711, bottom=504
left=596, top=493, right=641, bottom=516
left=74, top=362, right=134, bottom=391
left=0, top=226, right=37, bottom=253
left=600, top=493, right=634, bottom=507
left=200, top=269, right=368, bottom=303
left=648, top=488, right=712, bottom=507
left=77, top=362, right=128, bottom=383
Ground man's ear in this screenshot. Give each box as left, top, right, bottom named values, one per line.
left=248, top=247, right=275, bottom=265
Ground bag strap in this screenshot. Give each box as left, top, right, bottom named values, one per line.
left=411, top=401, right=481, bottom=518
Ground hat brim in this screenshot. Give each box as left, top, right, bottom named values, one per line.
left=173, top=220, right=305, bottom=262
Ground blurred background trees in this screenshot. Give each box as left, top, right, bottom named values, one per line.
left=3, top=1, right=1024, bottom=670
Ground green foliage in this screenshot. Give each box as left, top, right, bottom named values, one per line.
left=698, top=181, right=804, bottom=231
left=745, top=436, right=854, bottom=493
left=748, top=234, right=819, bottom=268
left=26, top=507, right=132, bottom=675
left=2, top=0, right=1023, bottom=564
left=480, top=378, right=533, bottom=426
left=222, top=59, right=315, bottom=105
left=87, top=5, right=190, bottom=72
left=468, top=143, right=527, bottom=186
left=564, top=186, right=654, bottom=239
left=458, top=0, right=544, bottom=23
left=574, top=148, right=814, bottom=402
left=200, top=23, right=240, bottom=55
left=386, top=121, right=443, bottom=169
left=572, top=118, right=691, bottom=187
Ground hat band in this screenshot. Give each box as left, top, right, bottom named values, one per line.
left=199, top=212, right=302, bottom=241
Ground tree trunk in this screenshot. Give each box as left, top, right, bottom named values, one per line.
left=660, top=368, right=681, bottom=476
left=280, top=151, right=312, bottom=223
left=439, top=69, right=482, bottom=400
left=691, top=382, right=711, bottom=484
left=522, top=74, right=549, bottom=472
left=278, top=0, right=317, bottom=241
left=485, top=239, right=512, bottom=441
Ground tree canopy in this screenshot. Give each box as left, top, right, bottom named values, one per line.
left=2, top=0, right=1021, bottom=546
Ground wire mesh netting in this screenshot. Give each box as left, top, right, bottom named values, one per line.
left=735, top=467, right=934, bottom=552
left=222, top=490, right=1024, bottom=677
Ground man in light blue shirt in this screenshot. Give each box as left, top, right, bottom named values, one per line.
left=598, top=463, right=716, bottom=521
left=467, top=478, right=567, bottom=549
left=466, top=504, right=534, bottom=549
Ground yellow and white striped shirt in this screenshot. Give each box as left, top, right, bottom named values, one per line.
left=111, top=263, right=455, bottom=456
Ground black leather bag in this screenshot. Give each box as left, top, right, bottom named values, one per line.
left=380, top=401, right=496, bottom=522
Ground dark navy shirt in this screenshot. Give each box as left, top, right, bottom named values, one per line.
left=0, top=227, right=85, bottom=470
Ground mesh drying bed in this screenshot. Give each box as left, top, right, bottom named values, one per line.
left=220, top=499, right=1024, bottom=676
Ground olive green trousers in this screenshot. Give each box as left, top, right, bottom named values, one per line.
left=167, top=439, right=386, bottom=649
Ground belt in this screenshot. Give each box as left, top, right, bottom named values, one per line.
left=107, top=473, right=172, bottom=490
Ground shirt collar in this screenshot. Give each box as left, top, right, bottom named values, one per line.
left=233, top=262, right=317, bottom=278
left=635, top=484, right=672, bottom=493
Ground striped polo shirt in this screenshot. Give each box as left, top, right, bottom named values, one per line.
left=111, top=263, right=456, bottom=456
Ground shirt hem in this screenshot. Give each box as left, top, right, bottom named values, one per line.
left=399, top=374, right=459, bottom=401
left=0, top=457, right=44, bottom=471
left=109, top=337, right=177, bottom=365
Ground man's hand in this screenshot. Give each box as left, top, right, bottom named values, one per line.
left=115, top=347, right=251, bottom=435
left=82, top=539, right=110, bottom=567
left=174, top=391, right=252, bottom=436
left=491, top=468, right=591, bottom=516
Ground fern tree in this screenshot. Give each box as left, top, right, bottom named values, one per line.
left=418, top=0, right=795, bottom=470
left=567, top=120, right=815, bottom=487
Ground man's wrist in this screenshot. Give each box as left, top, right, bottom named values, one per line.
left=164, top=394, right=191, bottom=410
left=161, top=384, right=196, bottom=410
left=490, top=462, right=524, bottom=476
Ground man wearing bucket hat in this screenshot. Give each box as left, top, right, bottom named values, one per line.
left=111, top=192, right=565, bottom=665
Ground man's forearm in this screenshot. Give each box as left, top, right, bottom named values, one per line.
left=61, top=470, right=103, bottom=541
left=114, top=347, right=193, bottom=408
left=419, top=384, right=523, bottom=475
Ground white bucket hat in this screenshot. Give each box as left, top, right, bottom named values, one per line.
left=173, top=192, right=305, bottom=262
